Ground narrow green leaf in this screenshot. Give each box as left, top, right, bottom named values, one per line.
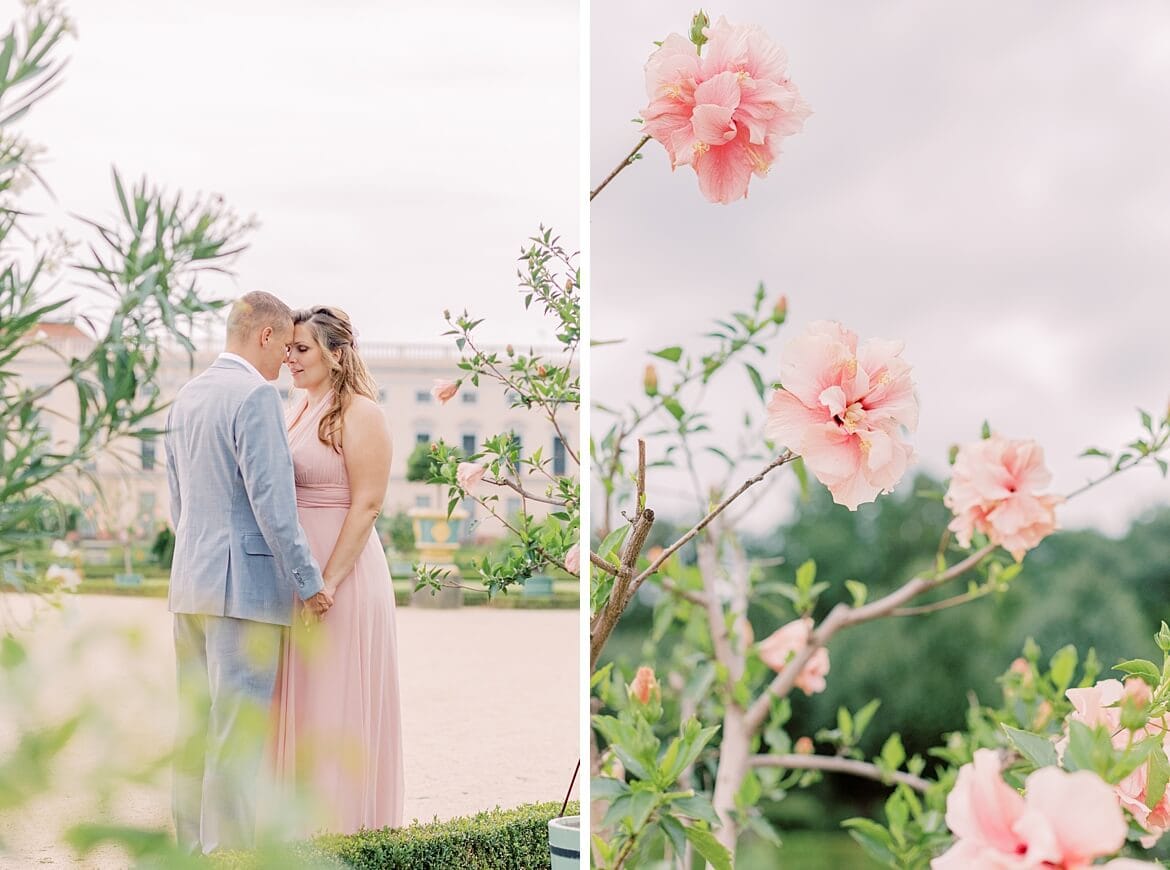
left=650, top=346, right=683, bottom=363
left=683, top=825, right=733, bottom=870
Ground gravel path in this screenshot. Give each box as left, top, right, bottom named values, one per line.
left=0, top=595, right=580, bottom=868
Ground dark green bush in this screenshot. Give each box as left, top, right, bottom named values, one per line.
left=213, top=801, right=579, bottom=869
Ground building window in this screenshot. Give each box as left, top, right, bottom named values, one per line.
left=461, top=391, right=477, bottom=404
left=415, top=431, right=431, bottom=445
left=141, top=438, right=157, bottom=472
left=139, top=491, right=156, bottom=521
left=378, top=388, right=387, bottom=402
left=415, top=390, right=433, bottom=403
left=505, top=497, right=521, bottom=518
left=552, top=437, right=567, bottom=476
left=509, top=432, right=523, bottom=456
left=461, top=433, right=476, bottom=456
left=504, top=389, right=521, bottom=405
left=415, top=494, right=431, bottom=508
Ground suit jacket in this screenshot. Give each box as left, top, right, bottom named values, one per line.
left=165, top=357, right=324, bottom=625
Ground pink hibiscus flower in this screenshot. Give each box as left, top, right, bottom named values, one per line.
left=765, top=321, right=918, bottom=511
left=640, top=16, right=811, bottom=204
left=757, top=618, right=830, bottom=695
left=1062, top=680, right=1170, bottom=848
left=944, top=434, right=1062, bottom=561
left=933, top=749, right=1135, bottom=869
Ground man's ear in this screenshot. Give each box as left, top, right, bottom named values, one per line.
left=259, top=326, right=274, bottom=346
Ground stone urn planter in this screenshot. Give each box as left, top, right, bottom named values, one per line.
left=548, top=815, right=581, bottom=869
left=408, top=505, right=468, bottom=609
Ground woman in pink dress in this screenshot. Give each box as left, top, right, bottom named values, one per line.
left=273, top=305, right=404, bottom=835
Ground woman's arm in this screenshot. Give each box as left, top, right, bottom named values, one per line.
left=322, top=396, right=393, bottom=595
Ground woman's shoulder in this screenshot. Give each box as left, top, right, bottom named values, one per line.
left=343, top=394, right=390, bottom=432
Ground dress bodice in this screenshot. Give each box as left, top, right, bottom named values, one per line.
left=287, top=392, right=351, bottom=509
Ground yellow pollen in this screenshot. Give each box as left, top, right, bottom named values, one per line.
left=693, top=141, right=710, bottom=156
left=736, top=70, right=750, bottom=82
left=844, top=358, right=858, bottom=378
left=666, top=84, right=682, bottom=99
left=841, top=402, right=866, bottom=434
left=748, top=149, right=770, bottom=174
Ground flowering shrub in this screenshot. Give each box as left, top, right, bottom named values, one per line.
left=590, top=9, right=1170, bottom=868
left=413, top=228, right=580, bottom=597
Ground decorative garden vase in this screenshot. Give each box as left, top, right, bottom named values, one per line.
left=548, top=815, right=581, bottom=869
left=408, top=505, right=468, bottom=609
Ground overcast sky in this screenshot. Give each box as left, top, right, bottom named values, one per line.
left=592, top=0, right=1170, bottom=534
left=13, top=0, right=578, bottom=346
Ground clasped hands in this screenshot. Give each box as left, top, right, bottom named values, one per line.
left=301, top=587, right=334, bottom=626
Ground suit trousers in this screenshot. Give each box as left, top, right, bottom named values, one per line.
left=173, top=613, right=283, bottom=855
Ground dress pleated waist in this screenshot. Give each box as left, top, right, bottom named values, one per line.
left=296, top=483, right=351, bottom=509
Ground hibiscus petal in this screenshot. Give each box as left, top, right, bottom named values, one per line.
left=1019, top=767, right=1127, bottom=865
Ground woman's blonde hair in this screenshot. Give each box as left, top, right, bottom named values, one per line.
left=293, top=306, right=379, bottom=452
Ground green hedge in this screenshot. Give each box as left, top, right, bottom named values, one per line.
left=213, top=801, right=579, bottom=869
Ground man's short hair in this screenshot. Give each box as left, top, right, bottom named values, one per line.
left=226, top=291, right=293, bottom=341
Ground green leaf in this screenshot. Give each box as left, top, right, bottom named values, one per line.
left=1147, top=745, right=1170, bottom=810
left=1002, top=724, right=1058, bottom=768
left=1048, top=645, right=1078, bottom=692
left=670, top=794, right=721, bottom=826
left=853, top=700, right=881, bottom=741
left=683, top=825, right=733, bottom=870
left=659, top=814, right=687, bottom=859
left=1115, top=659, right=1161, bottom=686
left=791, top=456, right=809, bottom=501
left=0, top=635, right=26, bottom=669
left=663, top=397, right=686, bottom=422
left=842, top=818, right=897, bottom=866
left=794, top=559, right=816, bottom=593
left=845, top=580, right=867, bottom=608
left=879, top=734, right=905, bottom=772
left=744, top=363, right=766, bottom=400
left=598, top=523, right=631, bottom=563
left=590, top=776, right=630, bottom=801
left=650, top=346, right=683, bottom=363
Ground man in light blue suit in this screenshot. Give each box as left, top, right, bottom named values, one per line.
left=165, top=290, right=334, bottom=855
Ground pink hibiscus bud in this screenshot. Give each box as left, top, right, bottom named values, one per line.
left=506, top=344, right=514, bottom=356
left=640, top=16, right=811, bottom=204
left=772, top=294, right=788, bottom=324
left=564, top=544, right=580, bottom=576
left=944, top=433, right=1063, bottom=562
left=629, top=666, right=661, bottom=706
left=456, top=462, right=487, bottom=492
left=1008, top=657, right=1034, bottom=689
left=1032, top=699, right=1053, bottom=729
left=643, top=364, right=658, bottom=397
left=1124, top=677, right=1153, bottom=707
left=757, top=618, right=830, bottom=696
left=765, top=321, right=919, bottom=511
left=431, top=379, right=460, bottom=404
left=794, top=736, right=814, bottom=755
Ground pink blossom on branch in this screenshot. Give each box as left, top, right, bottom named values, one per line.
left=944, top=434, right=1062, bottom=562
left=564, top=544, right=580, bottom=576
left=757, top=617, right=830, bottom=695
left=765, top=321, right=919, bottom=511
left=456, top=462, right=487, bottom=492
left=640, top=16, right=811, bottom=204
left=933, top=749, right=1132, bottom=869
left=431, top=379, right=460, bottom=404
